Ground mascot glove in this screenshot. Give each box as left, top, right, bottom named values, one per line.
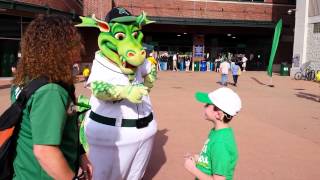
left=77, top=95, right=91, bottom=122
left=144, top=64, right=157, bottom=90
left=120, top=85, right=149, bottom=103
left=91, top=81, right=122, bottom=101
left=91, top=81, right=148, bottom=103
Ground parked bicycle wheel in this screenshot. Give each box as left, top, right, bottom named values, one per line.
left=307, top=70, right=315, bottom=81
left=294, top=72, right=303, bottom=80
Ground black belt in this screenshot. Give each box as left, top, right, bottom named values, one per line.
left=89, top=111, right=153, bottom=129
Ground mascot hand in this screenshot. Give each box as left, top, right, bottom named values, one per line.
left=77, top=95, right=91, bottom=122
left=144, top=64, right=157, bottom=90
left=120, top=85, right=149, bottom=103
left=91, top=81, right=122, bottom=101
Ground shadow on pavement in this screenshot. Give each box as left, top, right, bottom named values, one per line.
left=295, top=92, right=320, bottom=102
left=143, top=129, right=168, bottom=180
left=0, top=84, right=11, bottom=89
left=251, top=77, right=267, bottom=86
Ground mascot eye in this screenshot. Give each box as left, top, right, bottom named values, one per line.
left=132, top=31, right=139, bottom=39
left=115, top=32, right=126, bottom=40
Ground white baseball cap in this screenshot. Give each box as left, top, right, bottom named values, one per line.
left=195, top=87, right=242, bottom=116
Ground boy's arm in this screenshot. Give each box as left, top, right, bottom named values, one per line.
left=184, top=157, right=226, bottom=180
left=184, top=156, right=226, bottom=180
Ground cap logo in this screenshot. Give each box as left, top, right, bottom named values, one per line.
left=118, top=8, right=130, bottom=15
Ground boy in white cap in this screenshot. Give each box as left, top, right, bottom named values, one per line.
left=184, top=87, right=241, bottom=180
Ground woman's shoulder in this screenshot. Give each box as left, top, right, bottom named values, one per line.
left=35, top=83, right=69, bottom=97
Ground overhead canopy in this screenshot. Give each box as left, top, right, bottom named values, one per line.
left=149, top=16, right=274, bottom=28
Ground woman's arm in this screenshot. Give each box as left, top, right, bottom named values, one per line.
left=33, top=145, right=75, bottom=180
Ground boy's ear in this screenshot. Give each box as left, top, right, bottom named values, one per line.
left=216, top=111, right=225, bottom=121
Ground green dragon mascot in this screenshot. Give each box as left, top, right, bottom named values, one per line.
left=76, top=7, right=157, bottom=180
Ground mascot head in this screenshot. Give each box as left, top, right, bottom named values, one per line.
left=76, top=7, right=154, bottom=75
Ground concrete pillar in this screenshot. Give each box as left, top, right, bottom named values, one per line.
left=291, top=0, right=309, bottom=76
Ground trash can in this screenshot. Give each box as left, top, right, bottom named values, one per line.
left=200, top=61, right=207, bottom=71
left=163, top=62, right=168, bottom=71
left=194, top=61, right=199, bottom=71
left=160, top=61, right=168, bottom=71
left=280, top=63, right=289, bottom=76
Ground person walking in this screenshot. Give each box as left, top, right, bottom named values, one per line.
left=184, top=87, right=242, bottom=180
left=172, top=53, right=178, bottom=71
left=241, top=54, right=248, bottom=72
left=11, top=15, right=92, bottom=180
left=220, top=60, right=230, bottom=86
left=215, top=56, right=221, bottom=72
left=231, top=62, right=241, bottom=86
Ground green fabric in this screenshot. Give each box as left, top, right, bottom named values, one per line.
left=196, top=128, right=238, bottom=180
left=12, top=84, right=78, bottom=180
left=91, top=81, right=148, bottom=103
left=195, top=92, right=212, bottom=104
left=144, top=64, right=157, bottom=90
left=77, top=95, right=90, bottom=152
left=267, top=19, right=282, bottom=77
left=111, top=16, right=137, bottom=23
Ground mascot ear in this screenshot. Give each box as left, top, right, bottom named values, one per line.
left=76, top=14, right=110, bottom=33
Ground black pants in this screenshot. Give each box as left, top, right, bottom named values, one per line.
left=233, top=75, right=239, bottom=85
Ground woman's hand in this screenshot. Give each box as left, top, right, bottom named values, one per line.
left=80, top=154, right=93, bottom=180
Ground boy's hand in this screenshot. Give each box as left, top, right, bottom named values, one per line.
left=184, top=153, right=196, bottom=172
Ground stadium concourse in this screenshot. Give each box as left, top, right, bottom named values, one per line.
left=1, top=71, right=319, bottom=179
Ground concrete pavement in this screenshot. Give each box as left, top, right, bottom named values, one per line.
left=1, top=71, right=319, bottom=179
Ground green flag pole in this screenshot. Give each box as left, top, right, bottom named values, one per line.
left=267, top=19, right=283, bottom=87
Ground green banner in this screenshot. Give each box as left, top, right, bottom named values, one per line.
left=267, top=19, right=282, bottom=77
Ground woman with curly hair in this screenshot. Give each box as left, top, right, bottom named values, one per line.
left=12, top=15, right=92, bottom=180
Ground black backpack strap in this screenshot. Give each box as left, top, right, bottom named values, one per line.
left=0, top=77, right=49, bottom=130
left=16, top=76, right=49, bottom=107
left=55, top=81, right=76, bottom=104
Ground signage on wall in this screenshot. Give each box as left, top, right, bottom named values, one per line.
left=194, top=45, right=204, bottom=57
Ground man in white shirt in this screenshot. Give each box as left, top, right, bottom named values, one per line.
left=220, top=60, right=230, bottom=86
left=242, top=54, right=248, bottom=71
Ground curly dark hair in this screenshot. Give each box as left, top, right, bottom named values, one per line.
left=13, top=14, right=82, bottom=86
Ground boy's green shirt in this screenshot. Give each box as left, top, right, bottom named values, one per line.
left=196, top=128, right=238, bottom=180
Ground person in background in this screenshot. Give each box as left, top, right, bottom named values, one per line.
left=172, top=53, right=178, bottom=71
left=231, top=62, right=241, bottom=86
left=220, top=60, right=230, bottom=86
left=215, top=55, right=221, bottom=72
left=184, top=87, right=241, bottom=180
left=185, top=57, right=191, bottom=71
left=11, top=15, right=92, bottom=180
left=241, top=54, right=248, bottom=72
left=82, top=65, right=90, bottom=88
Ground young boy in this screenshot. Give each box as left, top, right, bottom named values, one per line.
left=184, top=87, right=242, bottom=180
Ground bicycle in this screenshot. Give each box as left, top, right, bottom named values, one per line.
left=294, top=66, right=316, bottom=81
